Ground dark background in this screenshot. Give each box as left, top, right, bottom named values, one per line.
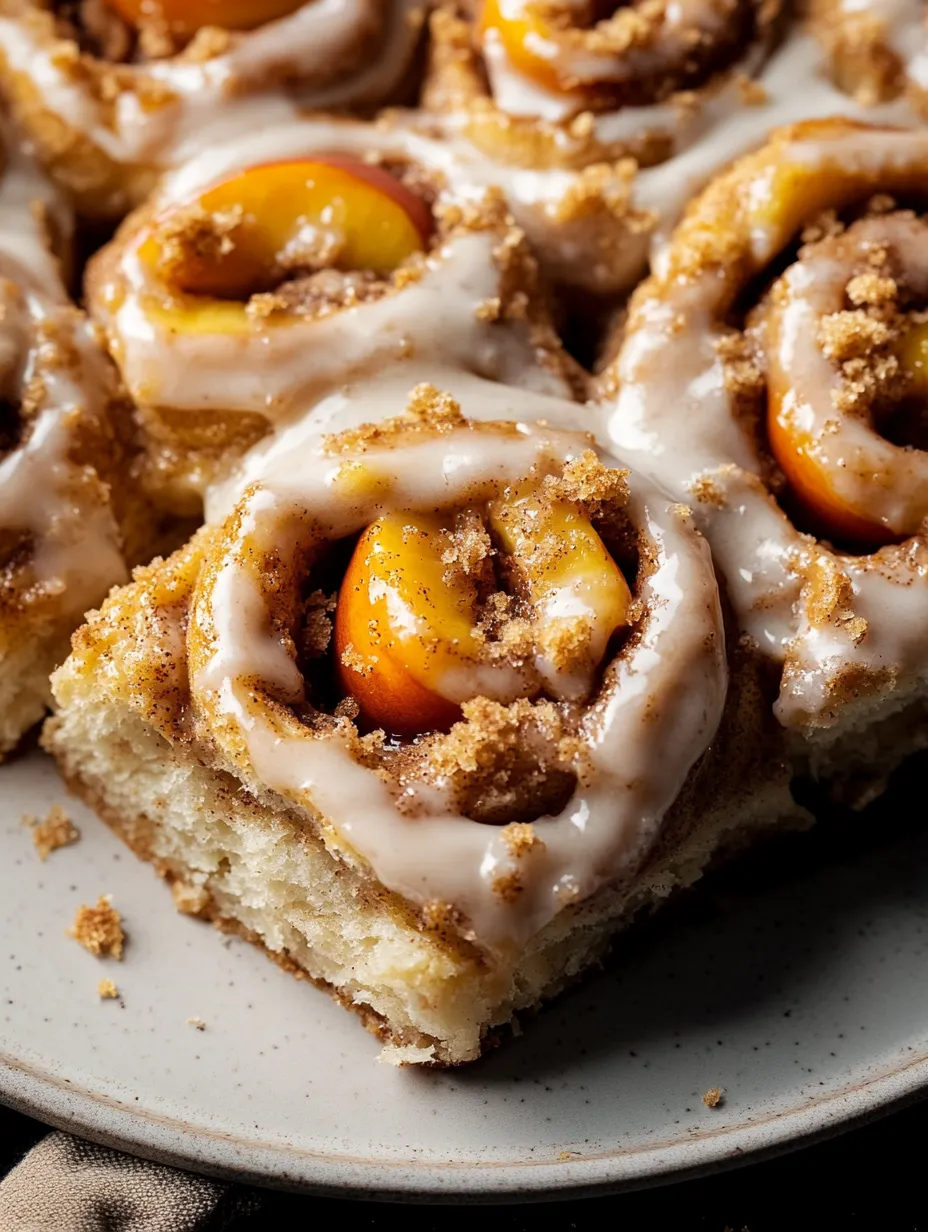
left=2, top=1095, right=926, bottom=1228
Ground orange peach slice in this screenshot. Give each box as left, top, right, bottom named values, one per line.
left=479, top=0, right=579, bottom=95
left=488, top=484, right=631, bottom=687
left=334, top=495, right=630, bottom=736
left=767, top=402, right=895, bottom=546
left=334, top=512, right=477, bottom=737
left=106, top=0, right=305, bottom=36
left=149, top=157, right=430, bottom=302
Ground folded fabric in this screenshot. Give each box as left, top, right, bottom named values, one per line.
left=0, top=1131, right=253, bottom=1232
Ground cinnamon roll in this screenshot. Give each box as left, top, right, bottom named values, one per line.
left=44, top=372, right=803, bottom=1063
left=0, top=1, right=428, bottom=218
left=87, top=118, right=580, bottom=515
left=603, top=119, right=928, bottom=799
left=0, top=136, right=133, bottom=758
left=421, top=0, right=783, bottom=292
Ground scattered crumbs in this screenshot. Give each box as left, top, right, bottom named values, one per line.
left=703, top=1087, right=724, bottom=1108
left=98, top=979, right=119, bottom=1000
left=187, top=1016, right=207, bottom=1032
left=556, top=1150, right=580, bottom=1161
left=69, top=896, right=124, bottom=960
left=24, top=804, right=80, bottom=861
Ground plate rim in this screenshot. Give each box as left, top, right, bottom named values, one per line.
left=3, top=1042, right=928, bottom=1201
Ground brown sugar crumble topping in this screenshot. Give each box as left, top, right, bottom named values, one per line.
left=24, top=804, right=80, bottom=861
left=69, top=895, right=125, bottom=959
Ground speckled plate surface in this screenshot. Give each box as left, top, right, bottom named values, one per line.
left=2, top=750, right=927, bottom=1201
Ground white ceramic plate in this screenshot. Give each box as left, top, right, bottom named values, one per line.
left=2, top=750, right=927, bottom=1200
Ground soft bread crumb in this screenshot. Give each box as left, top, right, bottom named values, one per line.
left=69, top=896, right=124, bottom=959
left=187, top=1016, right=207, bottom=1031
left=97, top=978, right=119, bottom=1000
left=25, top=804, right=80, bottom=861
left=703, top=1087, right=724, bottom=1108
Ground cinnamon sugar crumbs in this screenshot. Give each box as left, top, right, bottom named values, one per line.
left=322, top=385, right=467, bottom=455
left=703, top=1087, right=724, bottom=1108
left=551, top=161, right=644, bottom=228
left=544, top=450, right=628, bottom=512
left=441, top=510, right=493, bottom=582
left=300, top=590, right=337, bottom=661
left=340, top=643, right=375, bottom=677
left=803, top=555, right=869, bottom=645
left=475, top=296, right=502, bottom=323
left=418, top=696, right=586, bottom=826
left=24, top=804, right=80, bottom=861
left=69, top=896, right=124, bottom=960
left=491, top=871, right=524, bottom=903
left=420, top=899, right=458, bottom=931
left=690, top=474, right=727, bottom=508
left=817, top=310, right=893, bottom=363
left=500, top=821, right=543, bottom=859
left=846, top=272, right=898, bottom=308
left=155, top=202, right=241, bottom=280
left=97, top=979, right=119, bottom=1000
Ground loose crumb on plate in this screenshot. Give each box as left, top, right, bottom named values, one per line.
left=69, top=896, right=125, bottom=959
left=187, top=1016, right=207, bottom=1031
left=24, top=804, right=80, bottom=861
left=703, top=1087, right=724, bottom=1108
left=98, top=979, right=119, bottom=1000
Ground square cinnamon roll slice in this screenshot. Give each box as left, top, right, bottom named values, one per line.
left=45, top=377, right=802, bottom=1063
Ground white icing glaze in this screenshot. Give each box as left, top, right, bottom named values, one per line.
left=414, top=28, right=925, bottom=292
left=604, top=122, right=928, bottom=726
left=0, top=145, right=126, bottom=623
left=193, top=368, right=727, bottom=950
left=0, top=1, right=425, bottom=168
left=92, top=119, right=573, bottom=441
left=777, top=545, right=928, bottom=725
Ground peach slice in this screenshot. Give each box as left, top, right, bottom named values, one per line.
left=767, top=319, right=928, bottom=546
left=334, top=494, right=630, bottom=737
left=479, top=0, right=581, bottom=95
left=334, top=512, right=477, bottom=737
left=487, top=483, right=631, bottom=691
left=106, top=0, right=305, bottom=36
left=145, top=157, right=430, bottom=303
left=766, top=406, right=894, bottom=546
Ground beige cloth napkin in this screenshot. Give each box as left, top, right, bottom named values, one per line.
left=0, top=1132, right=253, bottom=1230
